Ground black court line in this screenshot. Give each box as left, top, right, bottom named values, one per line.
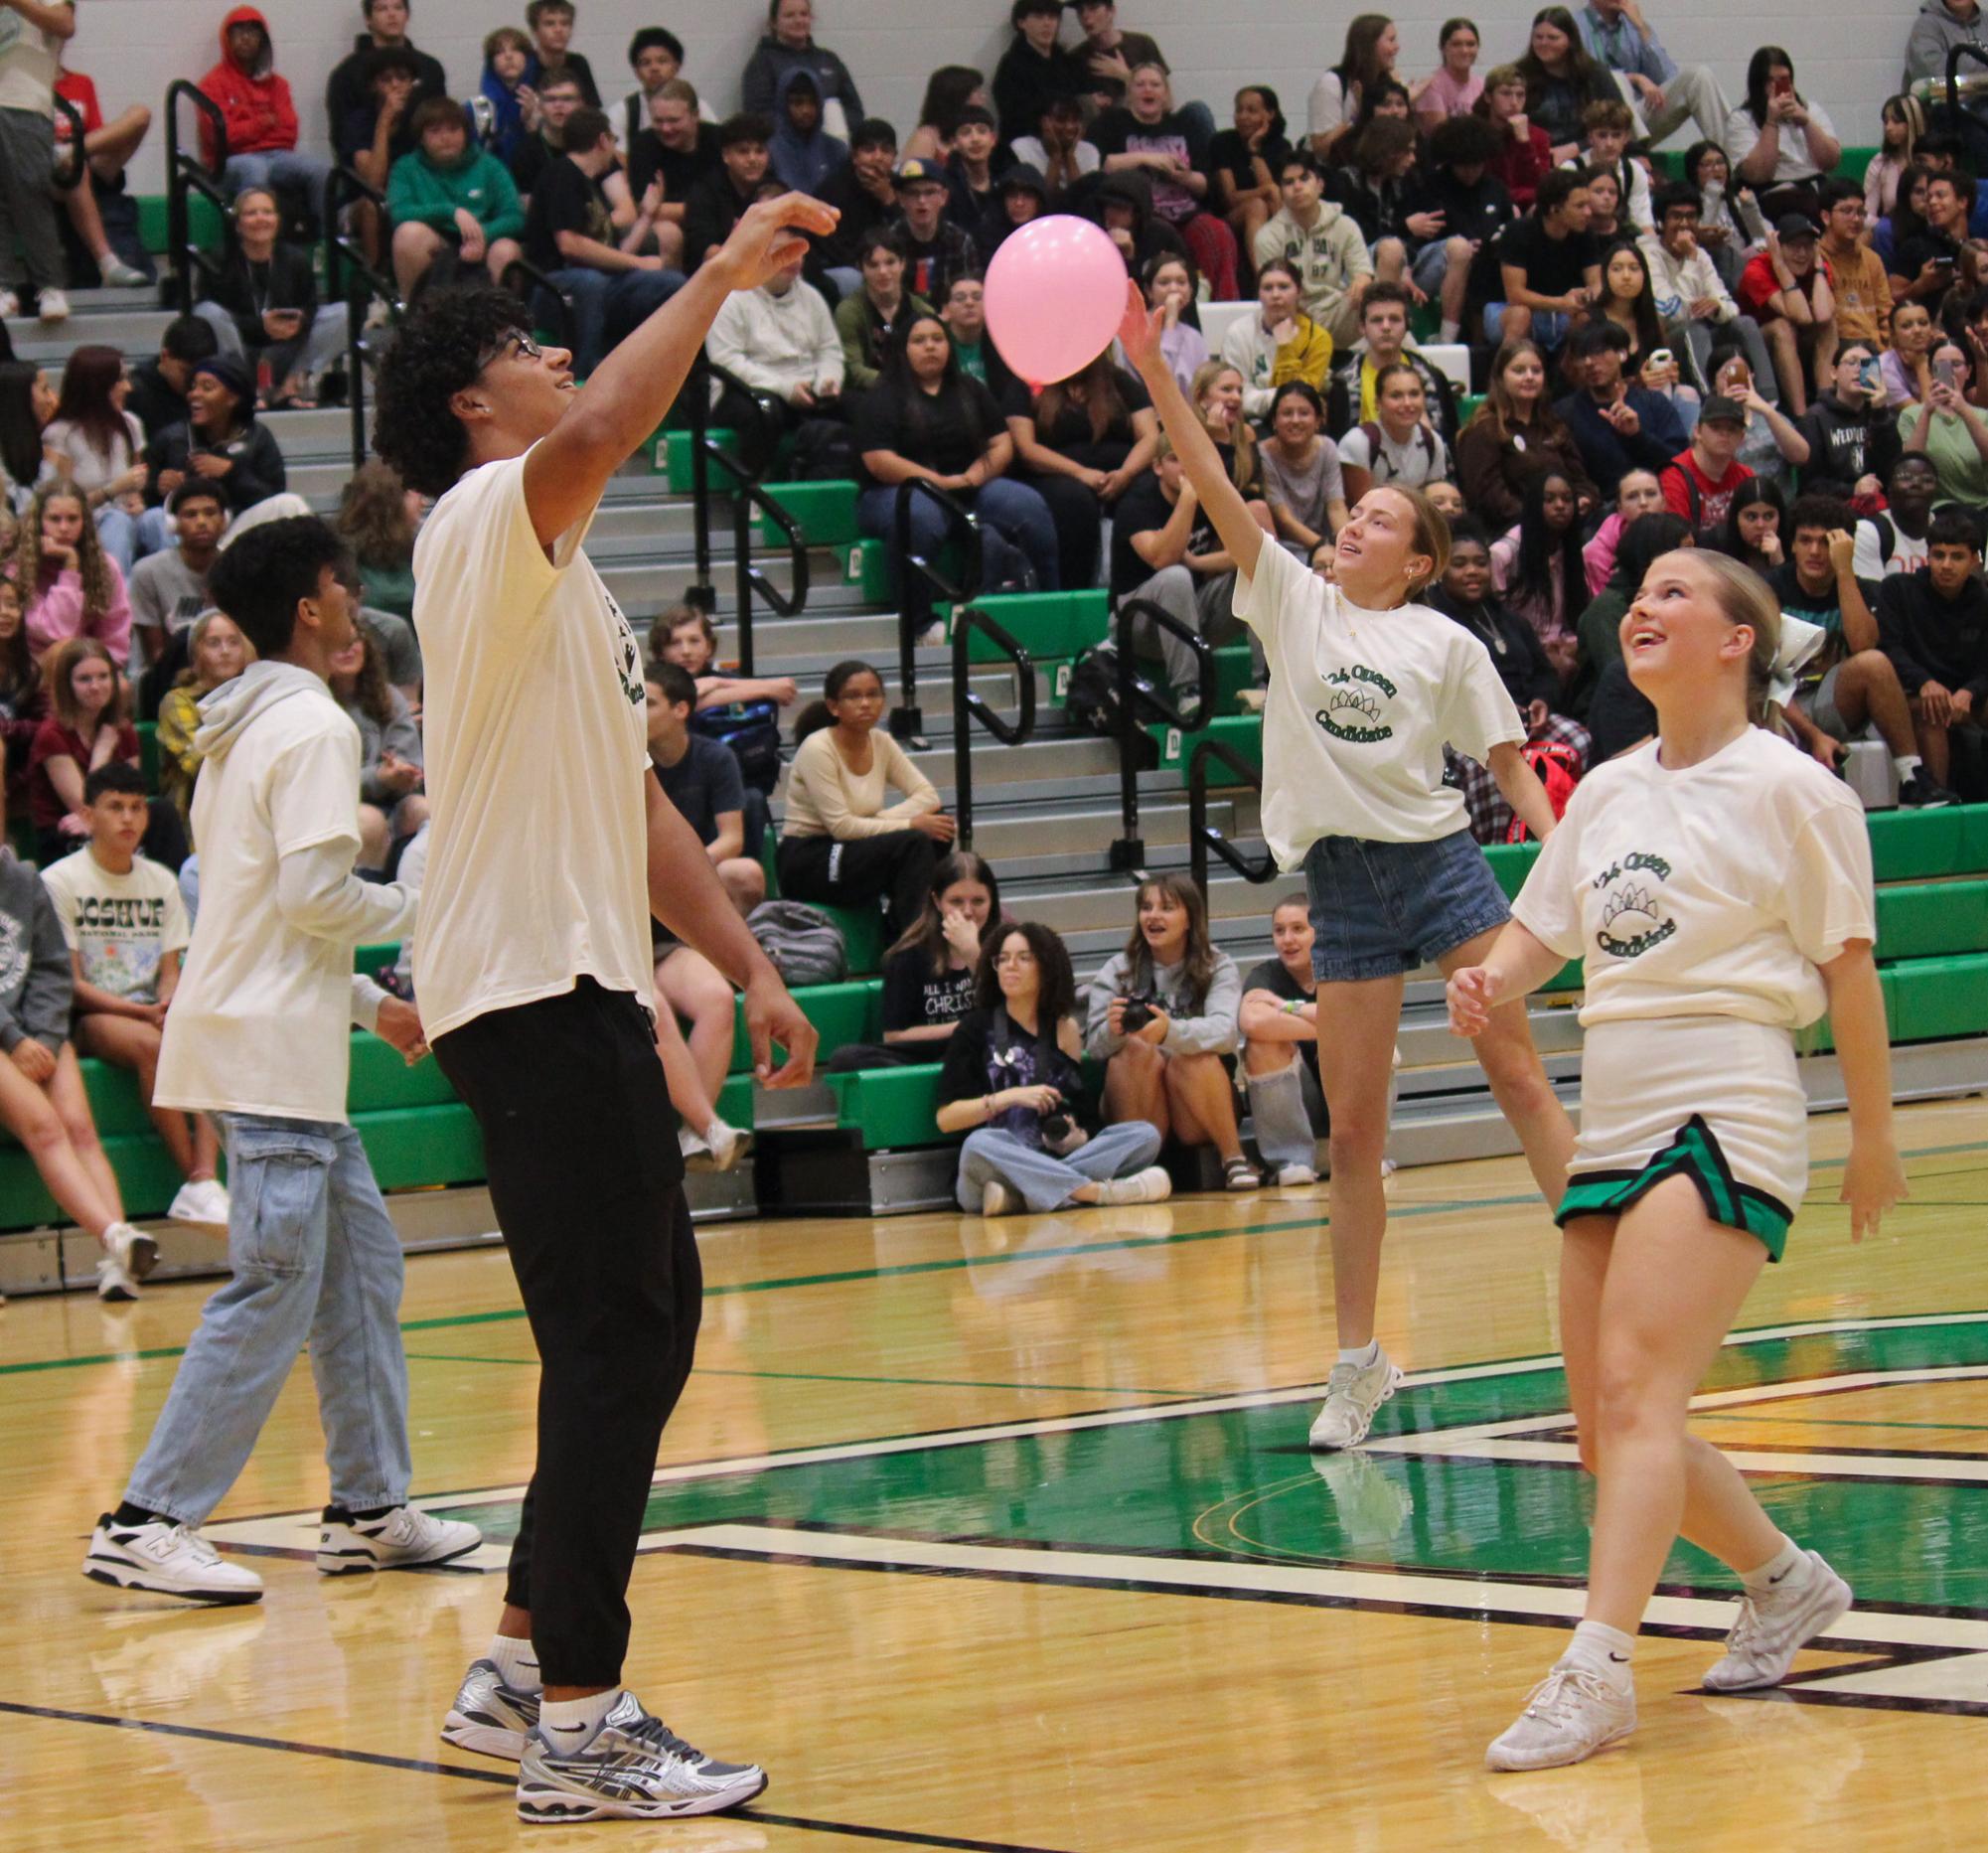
left=0, top=1700, right=1076, bottom=1853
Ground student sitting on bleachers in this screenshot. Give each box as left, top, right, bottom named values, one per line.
left=645, top=663, right=763, bottom=917
left=937, top=919, right=1168, bottom=1216
left=130, top=483, right=224, bottom=718
left=778, top=660, right=954, bottom=940
left=0, top=578, right=46, bottom=816
left=198, top=6, right=332, bottom=221
left=327, top=628, right=424, bottom=872
left=1878, top=510, right=1988, bottom=794
left=1085, top=872, right=1261, bottom=1192
left=1258, top=382, right=1348, bottom=566
left=0, top=836, right=150, bottom=1300
left=1222, top=260, right=1333, bottom=422
left=386, top=97, right=529, bottom=299
left=27, top=637, right=135, bottom=865
left=42, top=344, right=147, bottom=575
left=138, top=357, right=289, bottom=555
left=1336, top=362, right=1453, bottom=504
left=13, top=483, right=129, bottom=668
left=1323, top=281, right=1459, bottom=444
left=123, top=317, right=221, bottom=447
left=194, top=188, right=349, bottom=411
left=834, top=230, right=931, bottom=395
left=156, top=608, right=249, bottom=832
left=43, top=762, right=228, bottom=1231
left=1240, top=895, right=1330, bottom=1187
left=652, top=604, right=797, bottom=720
left=704, top=244, right=845, bottom=474
left=828, top=849, right=1000, bottom=1071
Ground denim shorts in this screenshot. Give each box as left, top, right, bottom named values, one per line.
left=1303, top=829, right=1512, bottom=984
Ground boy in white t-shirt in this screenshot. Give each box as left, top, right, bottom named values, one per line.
left=41, top=761, right=222, bottom=1229
left=83, top=516, right=479, bottom=1609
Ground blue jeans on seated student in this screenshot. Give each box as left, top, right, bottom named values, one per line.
left=1482, top=303, right=1571, bottom=351
left=221, top=150, right=333, bottom=219
left=122, top=1114, right=413, bottom=1528
left=193, top=297, right=352, bottom=390
left=955, top=1120, right=1162, bottom=1214
left=856, top=478, right=1060, bottom=627
left=536, top=265, right=685, bottom=377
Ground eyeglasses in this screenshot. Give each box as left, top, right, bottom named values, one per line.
left=477, top=332, right=543, bottom=374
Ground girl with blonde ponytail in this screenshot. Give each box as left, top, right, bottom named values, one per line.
left=1450, top=545, right=1906, bottom=1773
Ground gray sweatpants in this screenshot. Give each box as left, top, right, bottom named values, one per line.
left=1124, top=563, right=1263, bottom=700
left=0, top=107, right=64, bottom=296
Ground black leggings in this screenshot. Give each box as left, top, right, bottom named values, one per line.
left=432, top=979, right=698, bottom=1689
left=777, top=829, right=937, bottom=941
left=1021, top=470, right=1104, bottom=592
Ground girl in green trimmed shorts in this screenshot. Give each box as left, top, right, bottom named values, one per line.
left=1449, top=549, right=1908, bottom=1773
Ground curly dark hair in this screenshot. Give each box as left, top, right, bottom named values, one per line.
left=373, top=285, right=531, bottom=498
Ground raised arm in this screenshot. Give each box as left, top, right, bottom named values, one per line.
left=1115, top=279, right=1263, bottom=578
left=523, top=193, right=838, bottom=548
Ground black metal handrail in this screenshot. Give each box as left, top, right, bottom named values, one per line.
left=685, top=357, right=780, bottom=601
left=680, top=361, right=810, bottom=671
left=891, top=477, right=983, bottom=745
left=53, top=96, right=84, bottom=193
left=325, top=163, right=399, bottom=472
left=163, top=80, right=229, bottom=314
left=950, top=604, right=1036, bottom=850
left=1945, top=41, right=1988, bottom=115
left=1108, top=594, right=1212, bottom=873
left=1187, top=737, right=1277, bottom=899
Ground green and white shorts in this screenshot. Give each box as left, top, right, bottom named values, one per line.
left=1556, top=1016, right=1805, bottom=1261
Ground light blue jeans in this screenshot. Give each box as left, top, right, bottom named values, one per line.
left=955, top=1121, right=1162, bottom=1214
left=124, top=1114, right=412, bottom=1527
left=193, top=297, right=351, bottom=389
left=221, top=149, right=333, bottom=219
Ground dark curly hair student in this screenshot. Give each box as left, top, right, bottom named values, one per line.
left=372, top=285, right=535, bottom=498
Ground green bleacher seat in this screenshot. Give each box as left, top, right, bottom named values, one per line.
left=137, top=192, right=224, bottom=256
left=1145, top=712, right=1264, bottom=780
left=1869, top=806, right=1972, bottom=881
left=815, top=900, right=888, bottom=976
left=1876, top=880, right=1988, bottom=960
left=825, top=1061, right=945, bottom=1150
left=759, top=480, right=859, bottom=549
left=656, top=428, right=738, bottom=493
left=728, top=979, right=882, bottom=1074
left=1889, top=953, right=1988, bottom=1042
left=938, top=588, right=1110, bottom=662
left=354, top=941, right=399, bottom=973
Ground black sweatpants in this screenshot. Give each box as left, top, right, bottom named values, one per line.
left=432, top=979, right=700, bottom=1689
left=777, top=829, right=937, bottom=941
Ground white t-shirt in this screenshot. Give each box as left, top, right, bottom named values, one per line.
left=41, top=848, right=189, bottom=1004
left=0, top=1, right=66, bottom=116
left=41, top=411, right=144, bottom=494
left=1337, top=423, right=1451, bottom=490
left=1853, top=515, right=1929, bottom=580
left=412, top=447, right=654, bottom=1042
left=1234, top=540, right=1524, bottom=862
left=156, top=662, right=415, bottom=1122
left=1722, top=98, right=1839, bottom=187
left=1512, top=727, right=1875, bottom=1031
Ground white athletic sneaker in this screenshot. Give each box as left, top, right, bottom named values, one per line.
left=96, top=1222, right=157, bottom=1301
left=316, top=1504, right=482, bottom=1575
left=168, top=1177, right=230, bottom=1229
left=82, top=1514, right=264, bottom=1603
left=982, top=1177, right=1021, bottom=1217
left=97, top=255, right=150, bottom=288
left=702, top=1118, right=747, bottom=1172
left=517, top=1689, right=767, bottom=1823
left=441, top=1657, right=541, bottom=1761
left=1276, top=1161, right=1319, bottom=1187
left=1307, top=1350, right=1403, bottom=1451
left=1097, top=1164, right=1171, bottom=1206
left=37, top=287, right=69, bottom=323
left=1702, top=1551, right=1853, bottom=1691
left=1485, top=1663, right=1637, bottom=1772
left=96, top=1253, right=139, bottom=1302
left=0, top=290, right=18, bottom=317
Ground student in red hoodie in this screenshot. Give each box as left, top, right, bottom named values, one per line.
left=198, top=7, right=331, bottom=218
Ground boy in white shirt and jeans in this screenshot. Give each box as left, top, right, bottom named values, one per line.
left=41, top=760, right=224, bottom=1229
left=83, top=516, right=480, bottom=1607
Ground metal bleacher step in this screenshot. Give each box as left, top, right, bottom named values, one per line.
left=11, top=294, right=173, bottom=363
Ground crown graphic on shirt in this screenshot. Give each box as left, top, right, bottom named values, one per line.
left=1600, top=884, right=1661, bottom=931
left=1323, top=687, right=1381, bottom=724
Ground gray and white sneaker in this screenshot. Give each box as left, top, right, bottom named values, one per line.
left=517, top=1689, right=767, bottom=1823
left=981, top=1177, right=1021, bottom=1217
left=97, top=255, right=150, bottom=288
left=168, top=1177, right=230, bottom=1230
left=1307, top=1350, right=1403, bottom=1451
left=1485, top=1663, right=1637, bottom=1772
left=105, top=1220, right=158, bottom=1279
left=441, top=1657, right=541, bottom=1761
left=317, top=1504, right=482, bottom=1575
left=702, top=1117, right=747, bottom=1172
left=1096, top=1164, right=1171, bottom=1206
left=83, top=1514, right=264, bottom=1603
left=1702, top=1551, right=1853, bottom=1691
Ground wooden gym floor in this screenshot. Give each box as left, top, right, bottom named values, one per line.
left=5, top=1095, right=1988, bottom=1852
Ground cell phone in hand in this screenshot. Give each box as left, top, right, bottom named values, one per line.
left=1648, top=348, right=1673, bottom=371
left=1859, top=356, right=1882, bottom=394
left=1937, top=356, right=1958, bottom=390
left=1769, top=75, right=1793, bottom=99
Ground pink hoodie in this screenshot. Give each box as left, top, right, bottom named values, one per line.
left=25, top=565, right=132, bottom=669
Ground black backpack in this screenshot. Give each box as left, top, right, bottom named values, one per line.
left=1064, top=640, right=1124, bottom=737
left=691, top=699, right=782, bottom=794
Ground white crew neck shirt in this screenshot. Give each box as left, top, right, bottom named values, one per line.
left=1234, top=539, right=1523, bottom=862
left=1512, top=727, right=1876, bottom=1030
left=412, top=447, right=654, bottom=1042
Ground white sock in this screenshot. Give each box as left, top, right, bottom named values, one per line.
left=1337, top=1338, right=1382, bottom=1369
left=1740, top=1534, right=1807, bottom=1597
left=1440, top=318, right=1460, bottom=342
left=490, top=1633, right=541, bottom=1694
left=1893, top=753, right=1923, bottom=781
left=1563, top=1619, right=1635, bottom=1685
left=538, top=1688, right=621, bottom=1752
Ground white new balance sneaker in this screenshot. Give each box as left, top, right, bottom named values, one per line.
left=1096, top=1165, right=1172, bottom=1206
left=1307, top=1350, right=1403, bottom=1451
left=1275, top=1161, right=1319, bottom=1187
left=83, top=1514, right=264, bottom=1603
left=1702, top=1551, right=1854, bottom=1691
left=441, top=1657, right=541, bottom=1761
left=168, top=1177, right=230, bottom=1230
left=517, top=1689, right=767, bottom=1823
left=1485, top=1663, right=1637, bottom=1772
left=316, top=1505, right=482, bottom=1575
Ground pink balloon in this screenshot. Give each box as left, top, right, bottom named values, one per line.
left=984, top=214, right=1129, bottom=388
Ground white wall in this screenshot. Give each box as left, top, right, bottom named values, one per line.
left=82, top=0, right=1911, bottom=194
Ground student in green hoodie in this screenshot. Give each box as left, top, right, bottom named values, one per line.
left=387, top=94, right=527, bottom=296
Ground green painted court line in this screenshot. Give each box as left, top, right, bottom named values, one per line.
left=9, top=1132, right=1986, bottom=1381
left=403, top=1350, right=1190, bottom=1396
